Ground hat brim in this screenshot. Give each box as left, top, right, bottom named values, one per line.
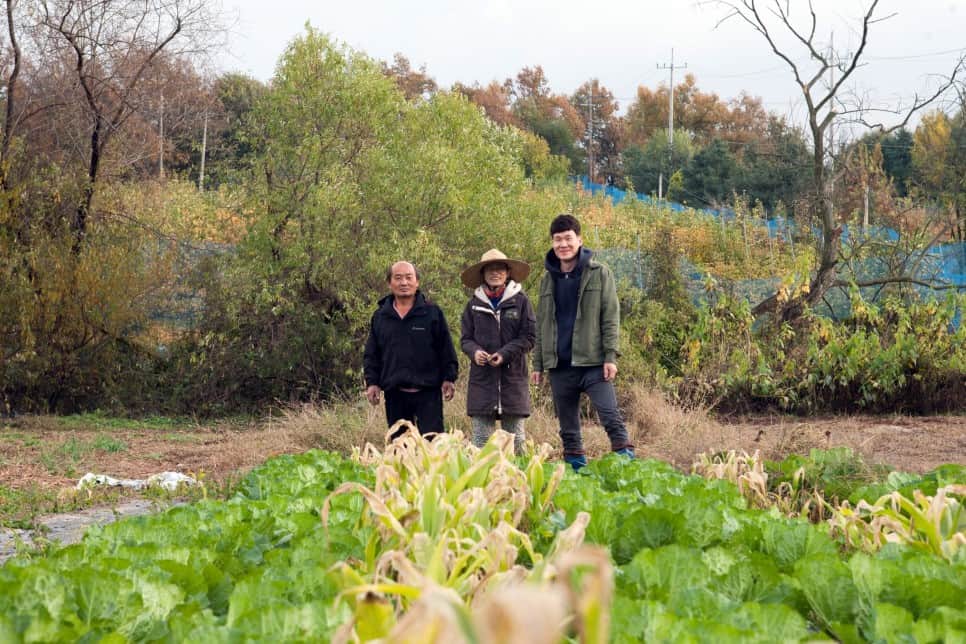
left=460, top=258, right=531, bottom=288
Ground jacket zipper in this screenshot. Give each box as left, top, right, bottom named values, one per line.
left=472, top=299, right=503, bottom=416
left=495, top=307, right=502, bottom=416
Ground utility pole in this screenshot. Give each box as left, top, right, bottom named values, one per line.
left=199, top=107, right=208, bottom=192
left=826, top=32, right=852, bottom=218
left=863, top=183, right=870, bottom=229
left=657, top=49, right=686, bottom=197
left=578, top=85, right=597, bottom=183
left=159, top=94, right=165, bottom=180
left=827, top=33, right=836, bottom=162
left=825, top=32, right=855, bottom=163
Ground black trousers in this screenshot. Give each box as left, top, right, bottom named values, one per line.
left=548, top=365, right=631, bottom=455
left=384, top=388, right=444, bottom=439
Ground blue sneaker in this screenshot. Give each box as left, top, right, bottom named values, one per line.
left=614, top=447, right=635, bottom=458
left=564, top=454, right=588, bottom=472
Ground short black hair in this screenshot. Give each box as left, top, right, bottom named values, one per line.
left=550, top=214, right=581, bottom=237
left=385, top=262, right=420, bottom=282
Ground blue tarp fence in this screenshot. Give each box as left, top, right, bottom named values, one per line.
left=579, top=176, right=966, bottom=290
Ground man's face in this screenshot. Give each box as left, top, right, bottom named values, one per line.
left=483, top=264, right=509, bottom=289
left=388, top=262, right=418, bottom=298
left=552, top=230, right=582, bottom=263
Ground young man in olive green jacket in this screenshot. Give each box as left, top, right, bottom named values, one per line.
left=531, top=214, right=634, bottom=471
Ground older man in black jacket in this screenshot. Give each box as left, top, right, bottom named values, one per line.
left=364, top=261, right=459, bottom=439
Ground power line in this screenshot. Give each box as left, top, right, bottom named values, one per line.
left=868, top=47, right=966, bottom=61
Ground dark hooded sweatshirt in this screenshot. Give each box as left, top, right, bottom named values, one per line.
left=545, top=246, right=593, bottom=367
left=363, top=291, right=459, bottom=392
left=533, top=247, right=621, bottom=373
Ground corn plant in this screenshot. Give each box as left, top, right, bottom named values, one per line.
left=692, top=449, right=827, bottom=519
left=322, top=421, right=611, bottom=643
left=827, top=484, right=966, bottom=561
left=692, top=449, right=771, bottom=508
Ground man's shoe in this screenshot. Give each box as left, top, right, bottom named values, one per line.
left=614, top=447, right=635, bottom=458
left=564, top=454, right=588, bottom=472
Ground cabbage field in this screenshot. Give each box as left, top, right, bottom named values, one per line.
left=1, top=427, right=964, bottom=642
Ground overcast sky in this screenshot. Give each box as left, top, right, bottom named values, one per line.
left=219, top=0, right=965, bottom=127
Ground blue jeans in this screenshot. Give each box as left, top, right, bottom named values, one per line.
left=548, top=366, right=632, bottom=456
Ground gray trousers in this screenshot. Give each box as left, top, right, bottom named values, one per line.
left=471, top=415, right=525, bottom=454
left=548, top=366, right=631, bottom=456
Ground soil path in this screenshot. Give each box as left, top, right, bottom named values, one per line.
left=0, top=500, right=158, bottom=564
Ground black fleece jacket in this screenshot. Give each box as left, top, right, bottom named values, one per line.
left=363, top=291, right=459, bottom=392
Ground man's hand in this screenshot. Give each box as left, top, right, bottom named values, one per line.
left=365, top=385, right=382, bottom=406
left=530, top=371, right=543, bottom=385
left=442, top=381, right=456, bottom=401
left=488, top=352, right=504, bottom=366
left=473, top=350, right=490, bottom=366
left=603, top=362, right=618, bottom=382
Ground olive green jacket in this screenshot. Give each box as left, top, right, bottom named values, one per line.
left=533, top=257, right=620, bottom=372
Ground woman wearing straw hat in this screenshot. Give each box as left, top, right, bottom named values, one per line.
left=459, top=249, right=536, bottom=454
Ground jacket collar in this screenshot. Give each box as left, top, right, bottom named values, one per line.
left=377, top=290, right=428, bottom=316
left=473, top=280, right=522, bottom=306
left=544, top=246, right=594, bottom=276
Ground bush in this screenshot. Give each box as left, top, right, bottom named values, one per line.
left=0, top=217, right=173, bottom=413
left=673, top=285, right=966, bottom=413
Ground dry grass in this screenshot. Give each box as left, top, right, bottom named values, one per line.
left=5, top=383, right=962, bottom=508
left=274, top=381, right=729, bottom=470
left=273, top=383, right=966, bottom=475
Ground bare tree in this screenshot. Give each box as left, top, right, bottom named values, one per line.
left=38, top=0, right=225, bottom=249
left=701, top=0, right=964, bottom=320
left=1, top=0, right=22, bottom=187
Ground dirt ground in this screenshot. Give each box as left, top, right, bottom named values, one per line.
left=0, top=417, right=320, bottom=499
left=2, top=411, right=964, bottom=500
left=710, top=414, right=966, bottom=474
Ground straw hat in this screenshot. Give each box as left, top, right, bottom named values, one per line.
left=460, top=249, right=531, bottom=288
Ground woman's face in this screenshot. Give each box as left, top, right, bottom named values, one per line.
left=483, top=264, right=509, bottom=289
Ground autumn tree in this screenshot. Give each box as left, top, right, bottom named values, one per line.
left=911, top=111, right=952, bottom=197
left=382, top=53, right=437, bottom=101
left=37, top=0, right=225, bottom=247
left=0, top=0, right=227, bottom=411
left=572, top=78, right=623, bottom=183
left=912, top=107, right=966, bottom=241
left=625, top=73, right=770, bottom=150
left=120, top=53, right=220, bottom=181
left=511, top=66, right=584, bottom=171
left=453, top=79, right=519, bottom=128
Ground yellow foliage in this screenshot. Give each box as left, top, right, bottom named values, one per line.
left=578, top=199, right=616, bottom=229
left=96, top=179, right=248, bottom=244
